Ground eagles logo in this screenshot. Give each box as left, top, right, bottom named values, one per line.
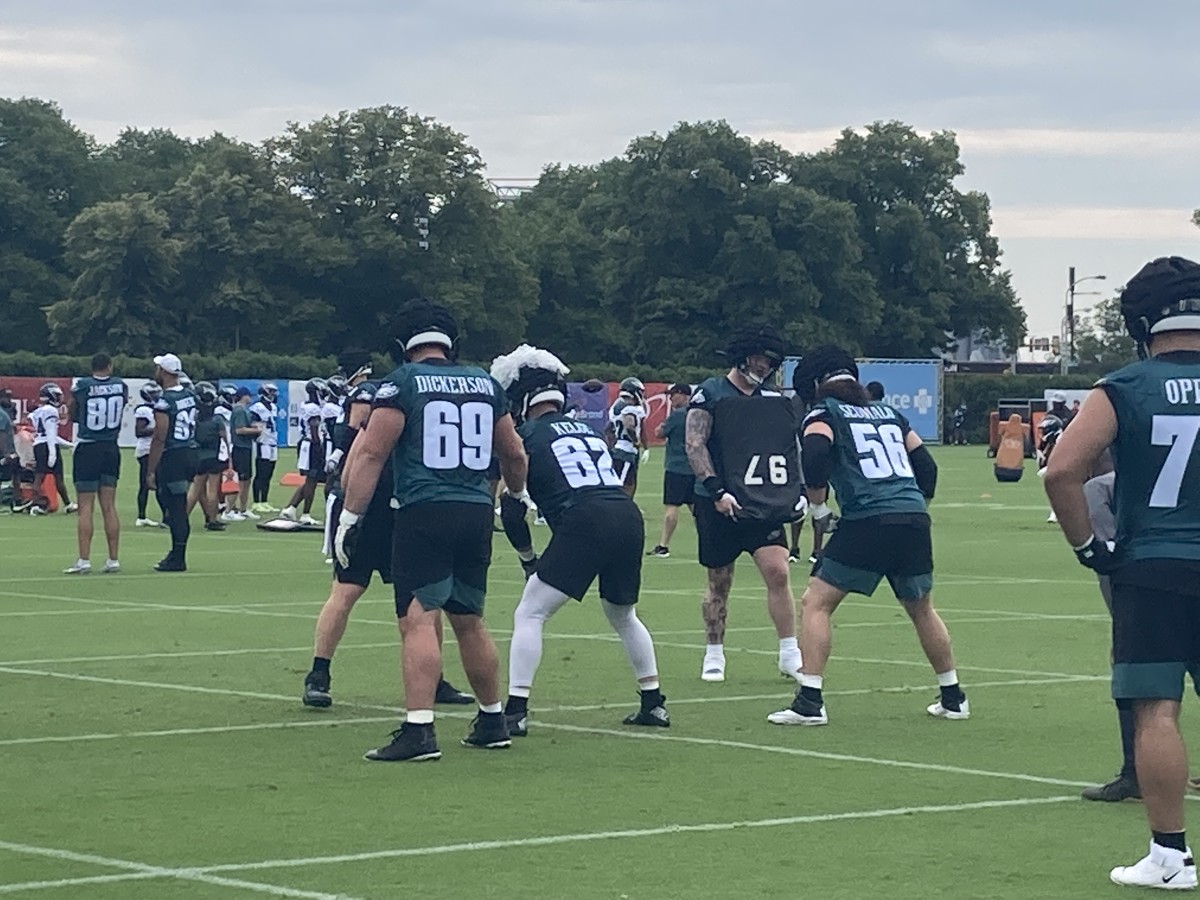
left=375, top=383, right=399, bottom=400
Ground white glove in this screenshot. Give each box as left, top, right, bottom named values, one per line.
left=811, top=502, right=836, bottom=533
left=1036, top=466, right=1047, bottom=480
left=334, top=509, right=360, bottom=568
left=640, top=448, right=650, bottom=465
left=507, top=488, right=537, bottom=511
left=793, top=495, right=809, bottom=519
left=325, top=448, right=343, bottom=475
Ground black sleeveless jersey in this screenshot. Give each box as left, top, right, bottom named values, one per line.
left=711, top=393, right=805, bottom=524
left=519, top=412, right=630, bottom=528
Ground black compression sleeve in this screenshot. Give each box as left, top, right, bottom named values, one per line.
left=335, top=425, right=358, bottom=454
left=909, top=444, right=938, bottom=499
left=499, top=493, right=532, bottom=551
left=800, top=432, right=834, bottom=490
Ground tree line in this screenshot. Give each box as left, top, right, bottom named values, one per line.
left=2, top=98, right=1032, bottom=369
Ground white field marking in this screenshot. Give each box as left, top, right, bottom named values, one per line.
left=0, top=839, right=357, bottom=899
left=0, top=641, right=400, bottom=667
left=1, top=569, right=332, bottom=583
left=0, top=666, right=1114, bottom=793
left=0, top=607, right=142, bottom=618
left=177, top=795, right=1080, bottom=875
left=0, top=716, right=400, bottom=748
left=0, top=676, right=1096, bottom=749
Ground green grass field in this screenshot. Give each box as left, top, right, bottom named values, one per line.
left=0, top=446, right=1191, bottom=898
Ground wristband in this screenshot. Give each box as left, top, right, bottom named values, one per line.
left=1072, top=535, right=1096, bottom=552
left=703, top=476, right=725, bottom=496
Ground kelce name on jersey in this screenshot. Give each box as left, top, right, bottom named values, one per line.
left=412, top=374, right=496, bottom=397
left=81, top=383, right=125, bottom=397
left=549, top=420, right=592, bottom=437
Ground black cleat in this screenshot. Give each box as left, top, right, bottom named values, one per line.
left=461, top=712, right=511, bottom=749
left=647, top=545, right=670, bottom=558
left=154, top=557, right=187, bottom=572
left=434, top=679, right=475, bottom=705
left=302, top=672, right=331, bottom=708
left=364, top=723, right=441, bottom=762
left=623, top=702, right=670, bottom=728
left=520, top=555, right=539, bottom=580
left=505, top=711, right=528, bottom=737
left=204, top=520, right=226, bottom=531
left=1081, top=774, right=1140, bottom=802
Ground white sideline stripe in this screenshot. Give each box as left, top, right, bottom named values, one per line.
left=0, top=642, right=399, bottom=667
left=0, top=839, right=356, bottom=899
left=2, top=569, right=334, bottom=583
left=185, top=795, right=1079, bottom=874
left=0, top=677, right=1096, bottom=748
left=0, top=666, right=1106, bottom=791
left=0, top=796, right=1079, bottom=893
left=0, top=716, right=400, bottom=747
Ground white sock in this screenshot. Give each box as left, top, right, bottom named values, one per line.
left=936, top=669, right=959, bottom=688
left=640, top=679, right=661, bottom=692
left=508, top=575, right=571, bottom=695
left=77, top=558, right=89, bottom=567
left=479, top=701, right=502, bottom=714
left=105, top=559, right=118, bottom=567
left=517, top=548, right=536, bottom=562
left=508, top=686, right=530, bottom=699
left=602, top=599, right=659, bottom=682
left=705, top=642, right=724, bottom=658
left=779, top=636, right=799, bottom=654
left=406, top=709, right=433, bottom=725
left=799, top=674, right=823, bottom=690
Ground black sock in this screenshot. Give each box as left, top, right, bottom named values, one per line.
left=1154, top=831, right=1187, bottom=853
left=640, top=688, right=664, bottom=709
left=312, top=657, right=331, bottom=675
left=165, top=494, right=189, bottom=561
left=940, top=684, right=966, bottom=708
left=800, top=685, right=823, bottom=705
left=1117, top=702, right=1137, bottom=779
left=505, top=695, right=528, bottom=716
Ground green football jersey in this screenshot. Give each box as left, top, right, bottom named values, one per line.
left=806, top=397, right=927, bottom=520
left=1102, top=352, right=1200, bottom=562
left=660, top=407, right=691, bottom=475
left=154, top=387, right=198, bottom=451
left=72, top=375, right=128, bottom=442
left=372, top=361, right=509, bottom=509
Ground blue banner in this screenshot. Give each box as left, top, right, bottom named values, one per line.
left=781, top=358, right=941, bottom=442
left=219, top=379, right=291, bottom=447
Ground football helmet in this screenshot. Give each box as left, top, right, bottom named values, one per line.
left=218, top=384, right=237, bottom=406
left=490, top=345, right=570, bottom=423
left=1039, top=414, right=1063, bottom=438
left=305, top=377, right=329, bottom=403
left=791, top=345, right=858, bottom=405
left=140, top=383, right=163, bottom=404
left=39, top=383, right=64, bottom=404
left=391, top=298, right=458, bottom=359
left=194, top=381, right=219, bottom=406
left=258, top=383, right=279, bottom=403
left=326, top=374, right=348, bottom=398
left=618, top=377, right=645, bottom=401
left=725, top=324, right=786, bottom=387
left=1120, top=256, right=1200, bottom=356
left=178, top=374, right=194, bottom=391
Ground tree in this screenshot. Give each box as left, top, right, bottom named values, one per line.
left=46, top=195, right=182, bottom=354
left=95, top=128, right=201, bottom=199
left=0, top=99, right=101, bottom=350
left=791, top=122, right=1025, bottom=357
left=1074, top=294, right=1137, bottom=368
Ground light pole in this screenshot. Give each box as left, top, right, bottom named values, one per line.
left=1061, top=267, right=1106, bottom=374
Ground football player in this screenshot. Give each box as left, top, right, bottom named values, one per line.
left=145, top=354, right=198, bottom=572
left=769, top=345, right=965, bottom=727
left=1037, top=414, right=1064, bottom=522
left=302, top=350, right=473, bottom=711
left=134, top=382, right=164, bottom=527
left=334, top=299, right=530, bottom=761
left=1045, top=257, right=1200, bottom=888
left=28, top=383, right=73, bottom=516
left=647, top=382, right=693, bottom=557
left=607, top=377, right=648, bottom=497
left=227, top=387, right=260, bottom=520
left=249, top=384, right=279, bottom=513
left=685, top=324, right=804, bottom=683
left=491, top=345, right=668, bottom=736
left=186, top=382, right=227, bottom=531
left=280, top=377, right=327, bottom=525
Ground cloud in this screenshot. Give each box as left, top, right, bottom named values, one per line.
left=991, top=207, right=1197, bottom=241
left=0, top=27, right=118, bottom=72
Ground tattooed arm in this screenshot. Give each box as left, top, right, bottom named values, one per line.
left=685, top=407, right=715, bottom=480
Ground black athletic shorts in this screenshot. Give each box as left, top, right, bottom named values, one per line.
left=157, top=448, right=197, bottom=496
left=195, top=456, right=224, bottom=476
left=73, top=441, right=120, bottom=491
left=331, top=495, right=394, bottom=587
left=815, top=513, right=933, bottom=601
left=663, top=471, right=694, bottom=507
left=693, top=493, right=787, bottom=569
left=1111, top=560, right=1200, bottom=701
left=33, top=443, right=63, bottom=477
left=537, top=496, right=644, bottom=605
left=231, top=446, right=253, bottom=480
left=392, top=501, right=492, bottom=617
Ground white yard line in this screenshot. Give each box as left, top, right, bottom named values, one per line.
left=0, top=839, right=357, bottom=899
left=0, top=795, right=1077, bottom=894
left=0, top=716, right=401, bottom=748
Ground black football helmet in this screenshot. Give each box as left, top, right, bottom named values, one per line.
left=258, top=383, right=279, bottom=403
left=218, top=384, right=237, bottom=406
left=194, top=381, right=219, bottom=406
left=326, top=374, right=348, bottom=398
left=490, top=345, right=570, bottom=424
left=618, top=377, right=645, bottom=401
left=305, top=377, right=329, bottom=403
left=39, top=383, right=64, bottom=404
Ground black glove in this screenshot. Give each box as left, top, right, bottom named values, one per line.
left=1074, top=536, right=1117, bottom=574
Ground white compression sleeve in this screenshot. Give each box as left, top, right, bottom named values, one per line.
left=601, top=599, right=658, bottom=682
left=508, top=574, right=572, bottom=695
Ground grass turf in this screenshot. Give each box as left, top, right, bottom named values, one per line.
left=0, top=446, right=1188, bottom=899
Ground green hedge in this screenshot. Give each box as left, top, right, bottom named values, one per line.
left=943, top=373, right=1097, bottom=443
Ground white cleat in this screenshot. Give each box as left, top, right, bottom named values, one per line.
left=101, top=560, right=121, bottom=574
left=926, top=697, right=971, bottom=720
left=220, top=510, right=244, bottom=523
left=1110, top=842, right=1197, bottom=890
left=1047, top=511, right=1058, bottom=523
left=701, top=655, right=726, bottom=683
left=279, top=506, right=298, bottom=522
left=135, top=517, right=160, bottom=528
left=779, top=651, right=804, bottom=683
left=298, top=513, right=321, bottom=526
left=767, top=704, right=829, bottom=726
left=63, top=561, right=91, bottom=574
left=241, top=509, right=260, bottom=520
left=30, top=506, right=47, bottom=516
left=64, top=502, right=78, bottom=513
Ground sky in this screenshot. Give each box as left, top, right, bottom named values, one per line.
left=3, top=0, right=1198, bottom=340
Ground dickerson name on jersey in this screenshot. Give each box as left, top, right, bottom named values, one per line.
left=413, top=375, right=496, bottom=396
